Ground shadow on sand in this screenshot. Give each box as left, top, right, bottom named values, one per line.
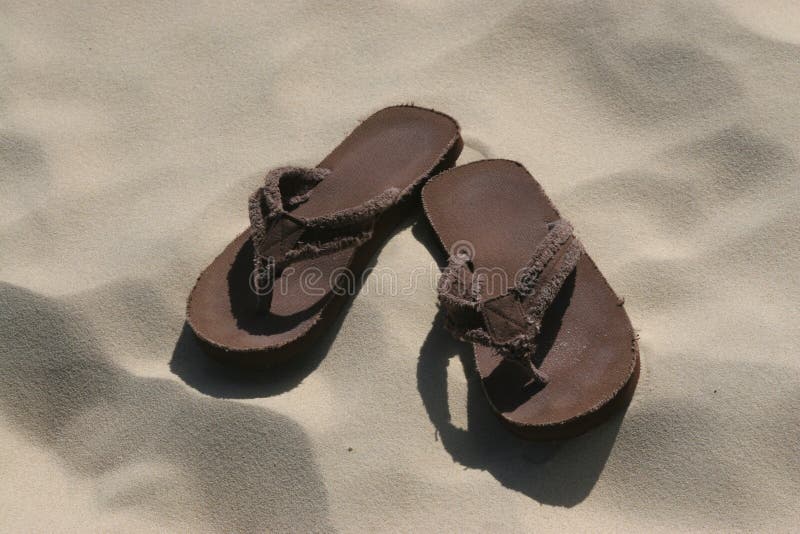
left=417, top=311, right=626, bottom=506
left=169, top=214, right=418, bottom=398
left=0, top=282, right=331, bottom=532
left=412, top=218, right=628, bottom=507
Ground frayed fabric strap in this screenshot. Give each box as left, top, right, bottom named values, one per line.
left=436, top=219, right=583, bottom=384
left=248, top=167, right=400, bottom=296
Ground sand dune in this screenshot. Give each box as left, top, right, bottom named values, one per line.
left=1, top=1, right=798, bottom=532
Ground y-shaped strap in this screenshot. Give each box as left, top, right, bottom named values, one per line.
left=437, top=220, right=583, bottom=384
left=248, top=167, right=400, bottom=295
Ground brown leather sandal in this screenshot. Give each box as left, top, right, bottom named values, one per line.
left=422, top=159, right=639, bottom=440
left=187, top=106, right=462, bottom=366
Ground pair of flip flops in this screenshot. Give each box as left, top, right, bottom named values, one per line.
left=187, top=105, right=639, bottom=440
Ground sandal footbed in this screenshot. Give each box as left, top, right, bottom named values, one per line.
left=187, top=106, right=462, bottom=364
left=422, top=159, right=638, bottom=439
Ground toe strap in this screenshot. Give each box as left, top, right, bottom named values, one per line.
left=437, top=219, right=583, bottom=383
left=248, top=167, right=400, bottom=297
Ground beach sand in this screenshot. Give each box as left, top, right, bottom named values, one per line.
left=1, top=1, right=798, bottom=531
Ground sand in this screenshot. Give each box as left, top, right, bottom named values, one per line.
left=1, top=1, right=798, bottom=532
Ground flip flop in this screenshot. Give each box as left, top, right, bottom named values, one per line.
left=422, top=160, right=639, bottom=440
left=187, top=105, right=462, bottom=365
